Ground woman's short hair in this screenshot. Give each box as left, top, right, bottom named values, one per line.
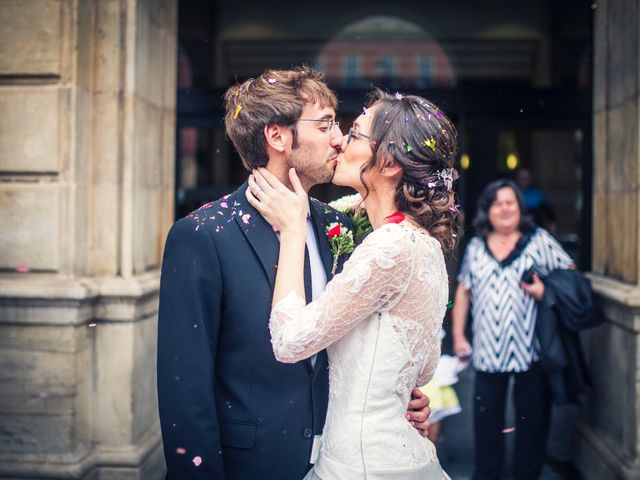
left=223, top=67, right=337, bottom=170
left=363, top=89, right=460, bottom=252
left=472, top=179, right=536, bottom=238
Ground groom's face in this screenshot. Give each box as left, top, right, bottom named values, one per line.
left=287, top=102, right=343, bottom=187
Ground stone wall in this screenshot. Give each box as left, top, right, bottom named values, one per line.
left=576, top=0, right=640, bottom=478
left=0, top=1, right=176, bottom=478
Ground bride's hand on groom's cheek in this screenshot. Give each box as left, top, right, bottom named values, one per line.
left=246, top=168, right=308, bottom=233
left=406, top=387, right=431, bottom=437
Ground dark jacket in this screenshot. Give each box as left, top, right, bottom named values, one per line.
left=535, top=269, right=603, bottom=404
left=157, top=181, right=351, bottom=480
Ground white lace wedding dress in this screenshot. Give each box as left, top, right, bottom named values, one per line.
left=270, top=222, right=451, bottom=479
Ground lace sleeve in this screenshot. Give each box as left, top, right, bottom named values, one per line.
left=270, top=224, right=414, bottom=363
left=416, top=341, right=441, bottom=387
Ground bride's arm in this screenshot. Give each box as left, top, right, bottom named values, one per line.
left=247, top=168, right=413, bottom=363
left=269, top=225, right=412, bottom=362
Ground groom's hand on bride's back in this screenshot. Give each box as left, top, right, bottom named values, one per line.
left=406, top=387, right=431, bottom=437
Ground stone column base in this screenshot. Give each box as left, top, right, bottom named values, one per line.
left=0, top=272, right=166, bottom=480
left=575, top=274, right=640, bottom=480
left=0, top=427, right=163, bottom=480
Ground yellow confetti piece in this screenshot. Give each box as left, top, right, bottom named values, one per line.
left=234, top=104, right=242, bottom=119
left=422, top=138, right=436, bottom=151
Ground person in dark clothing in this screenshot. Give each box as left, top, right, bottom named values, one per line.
left=452, top=180, right=574, bottom=480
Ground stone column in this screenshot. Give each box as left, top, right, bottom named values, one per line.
left=0, top=1, right=176, bottom=478
left=576, top=0, right=640, bottom=479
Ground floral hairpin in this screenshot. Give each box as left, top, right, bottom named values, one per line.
left=437, top=168, right=455, bottom=190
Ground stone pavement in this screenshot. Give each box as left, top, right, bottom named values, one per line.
left=437, top=368, right=583, bottom=480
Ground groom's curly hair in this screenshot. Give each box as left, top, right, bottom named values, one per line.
left=224, top=66, right=338, bottom=171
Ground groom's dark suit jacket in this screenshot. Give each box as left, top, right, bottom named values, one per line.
left=157, top=181, right=350, bottom=480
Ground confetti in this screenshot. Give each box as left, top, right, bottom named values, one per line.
left=176, top=448, right=186, bottom=455
left=406, top=144, right=413, bottom=153
left=221, top=202, right=228, bottom=208
left=436, top=110, right=442, bottom=118
left=502, top=427, right=516, bottom=434
left=192, top=456, right=202, bottom=467
left=394, top=92, right=403, bottom=100
left=268, top=78, right=277, bottom=84
left=405, top=116, right=409, bottom=123
left=233, top=105, right=242, bottom=119
left=446, top=300, right=454, bottom=310
left=362, top=106, right=369, bottom=115
left=88, top=323, right=97, bottom=328
left=427, top=182, right=437, bottom=189
left=422, top=138, right=436, bottom=151
left=389, top=140, right=395, bottom=144
left=242, top=214, right=251, bottom=224
left=16, top=262, right=29, bottom=273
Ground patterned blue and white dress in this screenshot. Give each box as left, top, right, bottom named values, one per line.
left=457, top=228, right=574, bottom=373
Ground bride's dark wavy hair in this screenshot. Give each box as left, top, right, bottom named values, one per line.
left=360, top=89, right=460, bottom=252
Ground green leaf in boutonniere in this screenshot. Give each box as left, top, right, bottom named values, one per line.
left=326, top=223, right=355, bottom=275
left=329, top=193, right=372, bottom=245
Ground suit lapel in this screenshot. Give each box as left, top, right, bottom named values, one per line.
left=309, top=199, right=336, bottom=280
left=232, top=181, right=280, bottom=289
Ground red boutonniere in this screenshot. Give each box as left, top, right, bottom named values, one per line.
left=326, top=222, right=355, bottom=274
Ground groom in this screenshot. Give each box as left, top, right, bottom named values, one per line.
left=157, top=67, right=431, bottom=480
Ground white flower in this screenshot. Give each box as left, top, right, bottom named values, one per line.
left=329, top=193, right=364, bottom=214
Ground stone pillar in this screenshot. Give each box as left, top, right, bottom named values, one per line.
left=0, top=1, right=176, bottom=478
left=575, top=0, right=640, bottom=479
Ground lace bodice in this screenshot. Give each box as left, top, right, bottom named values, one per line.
left=270, top=223, right=449, bottom=473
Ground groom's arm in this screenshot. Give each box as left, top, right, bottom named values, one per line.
left=157, top=217, right=225, bottom=479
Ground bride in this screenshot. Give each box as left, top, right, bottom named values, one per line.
left=246, top=89, right=458, bottom=479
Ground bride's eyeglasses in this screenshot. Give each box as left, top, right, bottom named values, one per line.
left=346, top=128, right=371, bottom=144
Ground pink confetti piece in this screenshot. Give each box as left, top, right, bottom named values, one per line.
left=427, top=182, right=437, bottom=189
left=502, top=427, right=516, bottom=434
left=16, top=262, right=29, bottom=273
left=242, top=214, right=251, bottom=224
left=176, top=448, right=186, bottom=455
left=192, top=456, right=202, bottom=467
left=88, top=323, right=97, bottom=328
left=268, top=78, right=277, bottom=84
left=389, top=140, right=395, bottom=144
left=394, top=92, right=403, bottom=100
left=221, top=202, right=228, bottom=208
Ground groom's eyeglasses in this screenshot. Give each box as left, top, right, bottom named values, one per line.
left=346, top=128, right=371, bottom=144
left=298, top=118, right=340, bottom=132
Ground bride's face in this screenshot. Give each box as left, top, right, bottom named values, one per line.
left=332, top=105, right=377, bottom=190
